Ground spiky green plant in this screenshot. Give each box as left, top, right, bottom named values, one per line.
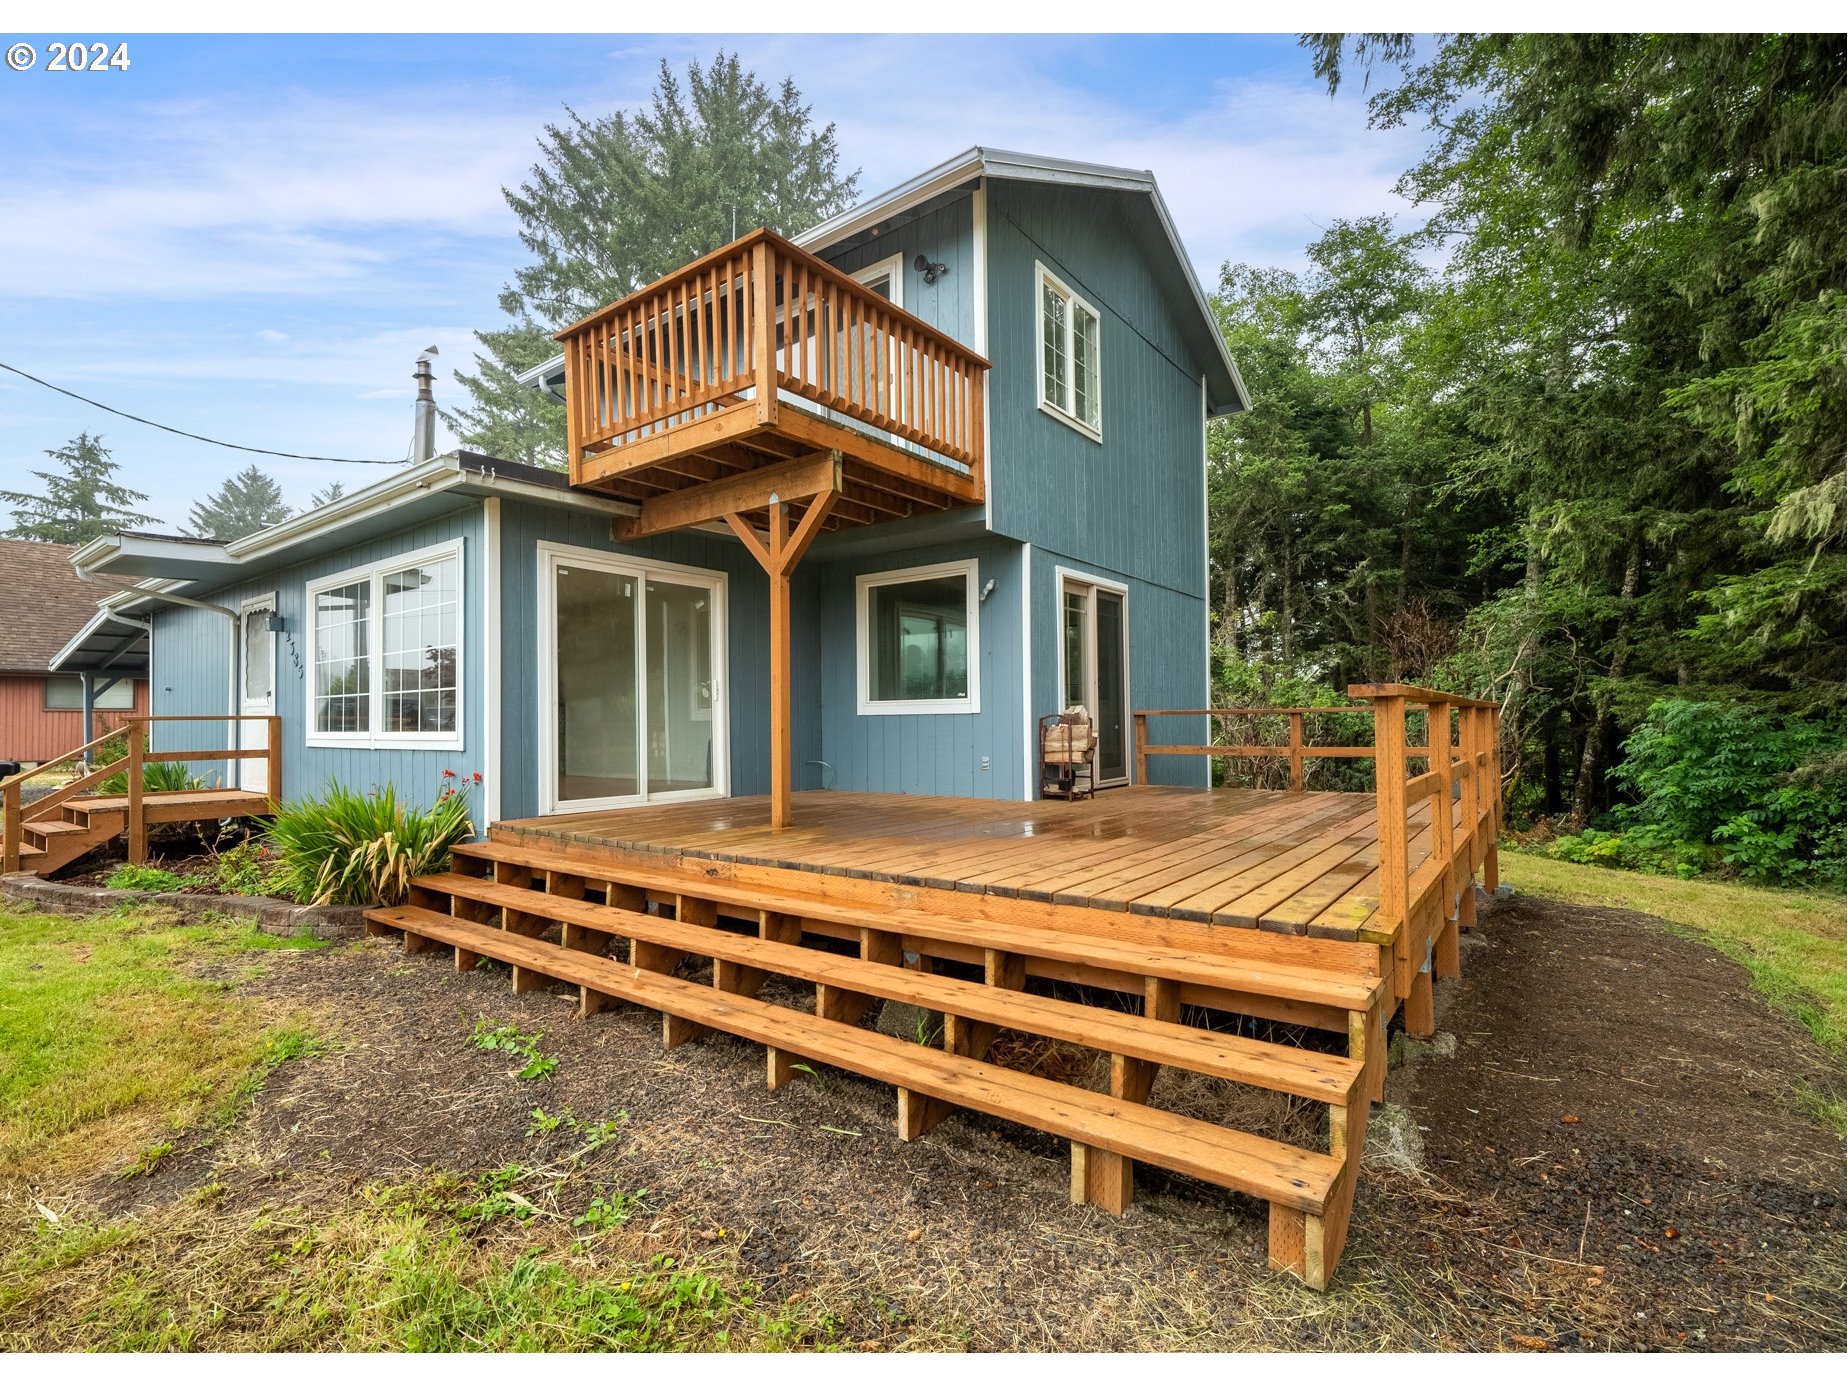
left=265, top=781, right=473, bottom=907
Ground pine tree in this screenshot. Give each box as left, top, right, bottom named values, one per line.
left=310, top=481, right=347, bottom=508
left=0, top=432, right=158, bottom=544
left=446, top=52, right=860, bottom=468
left=187, top=464, right=292, bottom=540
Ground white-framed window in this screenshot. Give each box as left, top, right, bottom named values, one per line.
left=306, top=538, right=463, bottom=749
left=855, top=559, right=981, bottom=716
left=44, top=675, right=135, bottom=711
left=1037, top=262, right=1102, bottom=441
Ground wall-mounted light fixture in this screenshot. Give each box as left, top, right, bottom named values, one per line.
left=914, top=254, right=948, bottom=285
left=264, top=611, right=285, bottom=634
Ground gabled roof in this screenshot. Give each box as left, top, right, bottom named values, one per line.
left=518, top=146, right=1248, bottom=416
left=0, top=538, right=139, bottom=675
left=798, top=146, right=1248, bottom=416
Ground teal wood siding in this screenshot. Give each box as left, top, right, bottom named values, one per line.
left=807, top=534, right=1025, bottom=799
left=983, top=179, right=1208, bottom=601
left=148, top=504, right=486, bottom=808
left=816, top=194, right=977, bottom=346
left=494, top=498, right=780, bottom=819
left=1027, top=544, right=1209, bottom=789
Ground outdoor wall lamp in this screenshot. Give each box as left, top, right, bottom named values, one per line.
left=265, top=612, right=285, bottom=634
left=914, top=254, right=948, bottom=285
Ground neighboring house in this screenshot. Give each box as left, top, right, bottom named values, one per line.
left=0, top=538, right=149, bottom=767
left=68, top=148, right=1247, bottom=823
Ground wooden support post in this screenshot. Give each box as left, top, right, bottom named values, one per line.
left=126, top=719, right=146, bottom=865
left=768, top=501, right=793, bottom=830
left=265, top=714, right=282, bottom=809
left=402, top=928, right=437, bottom=956
left=1436, top=913, right=1461, bottom=980
left=1133, top=712, right=1148, bottom=786
left=1072, top=976, right=1177, bottom=1214
left=766, top=1045, right=794, bottom=1090
left=455, top=945, right=482, bottom=972
left=2, top=778, right=19, bottom=876
left=945, top=948, right=1025, bottom=1061
left=1367, top=693, right=1408, bottom=992
left=1288, top=711, right=1305, bottom=793
left=1404, top=948, right=1436, bottom=1037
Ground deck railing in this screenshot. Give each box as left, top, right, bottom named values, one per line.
left=1131, top=687, right=1503, bottom=1017
left=1133, top=706, right=1379, bottom=792
left=2, top=714, right=280, bottom=873
left=556, top=227, right=988, bottom=478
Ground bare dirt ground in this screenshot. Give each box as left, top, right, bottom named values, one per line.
left=39, top=892, right=1848, bottom=1350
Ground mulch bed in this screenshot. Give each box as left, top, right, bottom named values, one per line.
left=49, top=890, right=1848, bottom=1349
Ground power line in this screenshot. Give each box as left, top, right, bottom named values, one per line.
left=0, top=360, right=410, bottom=466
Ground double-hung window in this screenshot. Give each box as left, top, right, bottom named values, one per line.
left=1037, top=263, right=1102, bottom=441
left=307, top=539, right=463, bottom=748
left=855, top=559, right=981, bottom=715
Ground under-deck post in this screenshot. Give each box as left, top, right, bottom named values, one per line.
left=2, top=778, right=20, bottom=875
left=769, top=500, right=793, bottom=831
left=1288, top=711, right=1305, bottom=793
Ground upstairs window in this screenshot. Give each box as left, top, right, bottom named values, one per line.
left=1037, top=263, right=1101, bottom=441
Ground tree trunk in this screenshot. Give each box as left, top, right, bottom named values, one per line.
left=1542, top=710, right=1563, bottom=815
left=1280, top=526, right=1295, bottom=666
left=1568, top=532, right=1644, bottom=826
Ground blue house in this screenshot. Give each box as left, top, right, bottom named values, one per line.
left=69, top=149, right=1247, bottom=828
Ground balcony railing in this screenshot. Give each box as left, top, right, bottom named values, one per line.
left=556, top=228, right=987, bottom=505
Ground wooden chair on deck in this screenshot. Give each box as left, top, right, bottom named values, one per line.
left=1039, top=706, right=1098, bottom=800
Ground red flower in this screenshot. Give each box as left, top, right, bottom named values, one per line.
left=441, top=768, right=456, bottom=779
left=472, top=772, right=483, bottom=783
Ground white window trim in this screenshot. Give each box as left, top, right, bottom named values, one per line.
left=851, top=252, right=906, bottom=307
left=305, top=537, right=465, bottom=751
left=1055, top=564, right=1131, bottom=787
left=855, top=558, right=982, bottom=716
left=1035, top=261, right=1103, bottom=443
left=535, top=540, right=731, bottom=816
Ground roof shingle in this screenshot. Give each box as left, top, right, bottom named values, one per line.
left=0, top=539, right=116, bottom=674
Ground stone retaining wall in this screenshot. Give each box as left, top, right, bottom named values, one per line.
left=0, top=873, right=366, bottom=940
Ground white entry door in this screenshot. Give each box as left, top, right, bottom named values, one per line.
left=1059, top=573, right=1130, bottom=785
left=539, top=545, right=728, bottom=814
left=238, top=597, right=277, bottom=794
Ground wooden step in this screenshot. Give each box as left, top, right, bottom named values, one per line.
left=451, top=840, right=1385, bottom=1016
left=415, top=871, right=1363, bottom=1105
left=366, top=903, right=1345, bottom=1214
left=25, top=818, right=94, bottom=835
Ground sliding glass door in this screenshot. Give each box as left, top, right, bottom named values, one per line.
left=542, top=546, right=726, bottom=813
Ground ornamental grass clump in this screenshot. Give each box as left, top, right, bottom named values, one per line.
left=266, top=778, right=474, bottom=907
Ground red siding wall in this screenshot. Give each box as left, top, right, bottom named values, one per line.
left=0, top=676, right=149, bottom=764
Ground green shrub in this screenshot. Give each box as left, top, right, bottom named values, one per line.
left=104, top=864, right=197, bottom=892
left=211, top=840, right=274, bottom=896
left=97, top=760, right=209, bottom=796
left=1613, top=700, right=1845, bottom=887
left=265, top=781, right=473, bottom=907
left=1546, top=828, right=1711, bottom=879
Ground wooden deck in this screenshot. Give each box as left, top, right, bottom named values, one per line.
left=368, top=686, right=1502, bottom=1290
left=500, top=786, right=1442, bottom=941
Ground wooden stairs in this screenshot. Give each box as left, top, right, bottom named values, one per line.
left=3, top=717, right=282, bottom=877
left=367, top=836, right=1396, bottom=1289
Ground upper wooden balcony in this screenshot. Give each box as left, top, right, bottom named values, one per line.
left=556, top=228, right=988, bottom=536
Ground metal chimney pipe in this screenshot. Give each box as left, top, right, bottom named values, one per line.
left=412, top=346, right=439, bottom=463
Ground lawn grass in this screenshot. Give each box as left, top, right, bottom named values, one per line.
left=0, top=903, right=844, bottom=1351
left=0, top=1177, right=841, bottom=1351
left=1502, top=852, right=1846, bottom=1063
left=0, top=903, right=326, bottom=1182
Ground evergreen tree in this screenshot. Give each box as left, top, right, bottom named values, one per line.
left=0, top=432, right=158, bottom=543
left=446, top=52, right=860, bottom=468
left=310, top=481, right=347, bottom=508
left=187, top=464, right=292, bottom=540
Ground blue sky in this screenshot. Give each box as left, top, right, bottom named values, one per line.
left=0, top=32, right=1432, bottom=528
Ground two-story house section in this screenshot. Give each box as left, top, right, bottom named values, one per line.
left=67, top=148, right=1247, bottom=830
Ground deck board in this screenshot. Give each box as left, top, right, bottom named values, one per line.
left=499, top=787, right=1437, bottom=940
